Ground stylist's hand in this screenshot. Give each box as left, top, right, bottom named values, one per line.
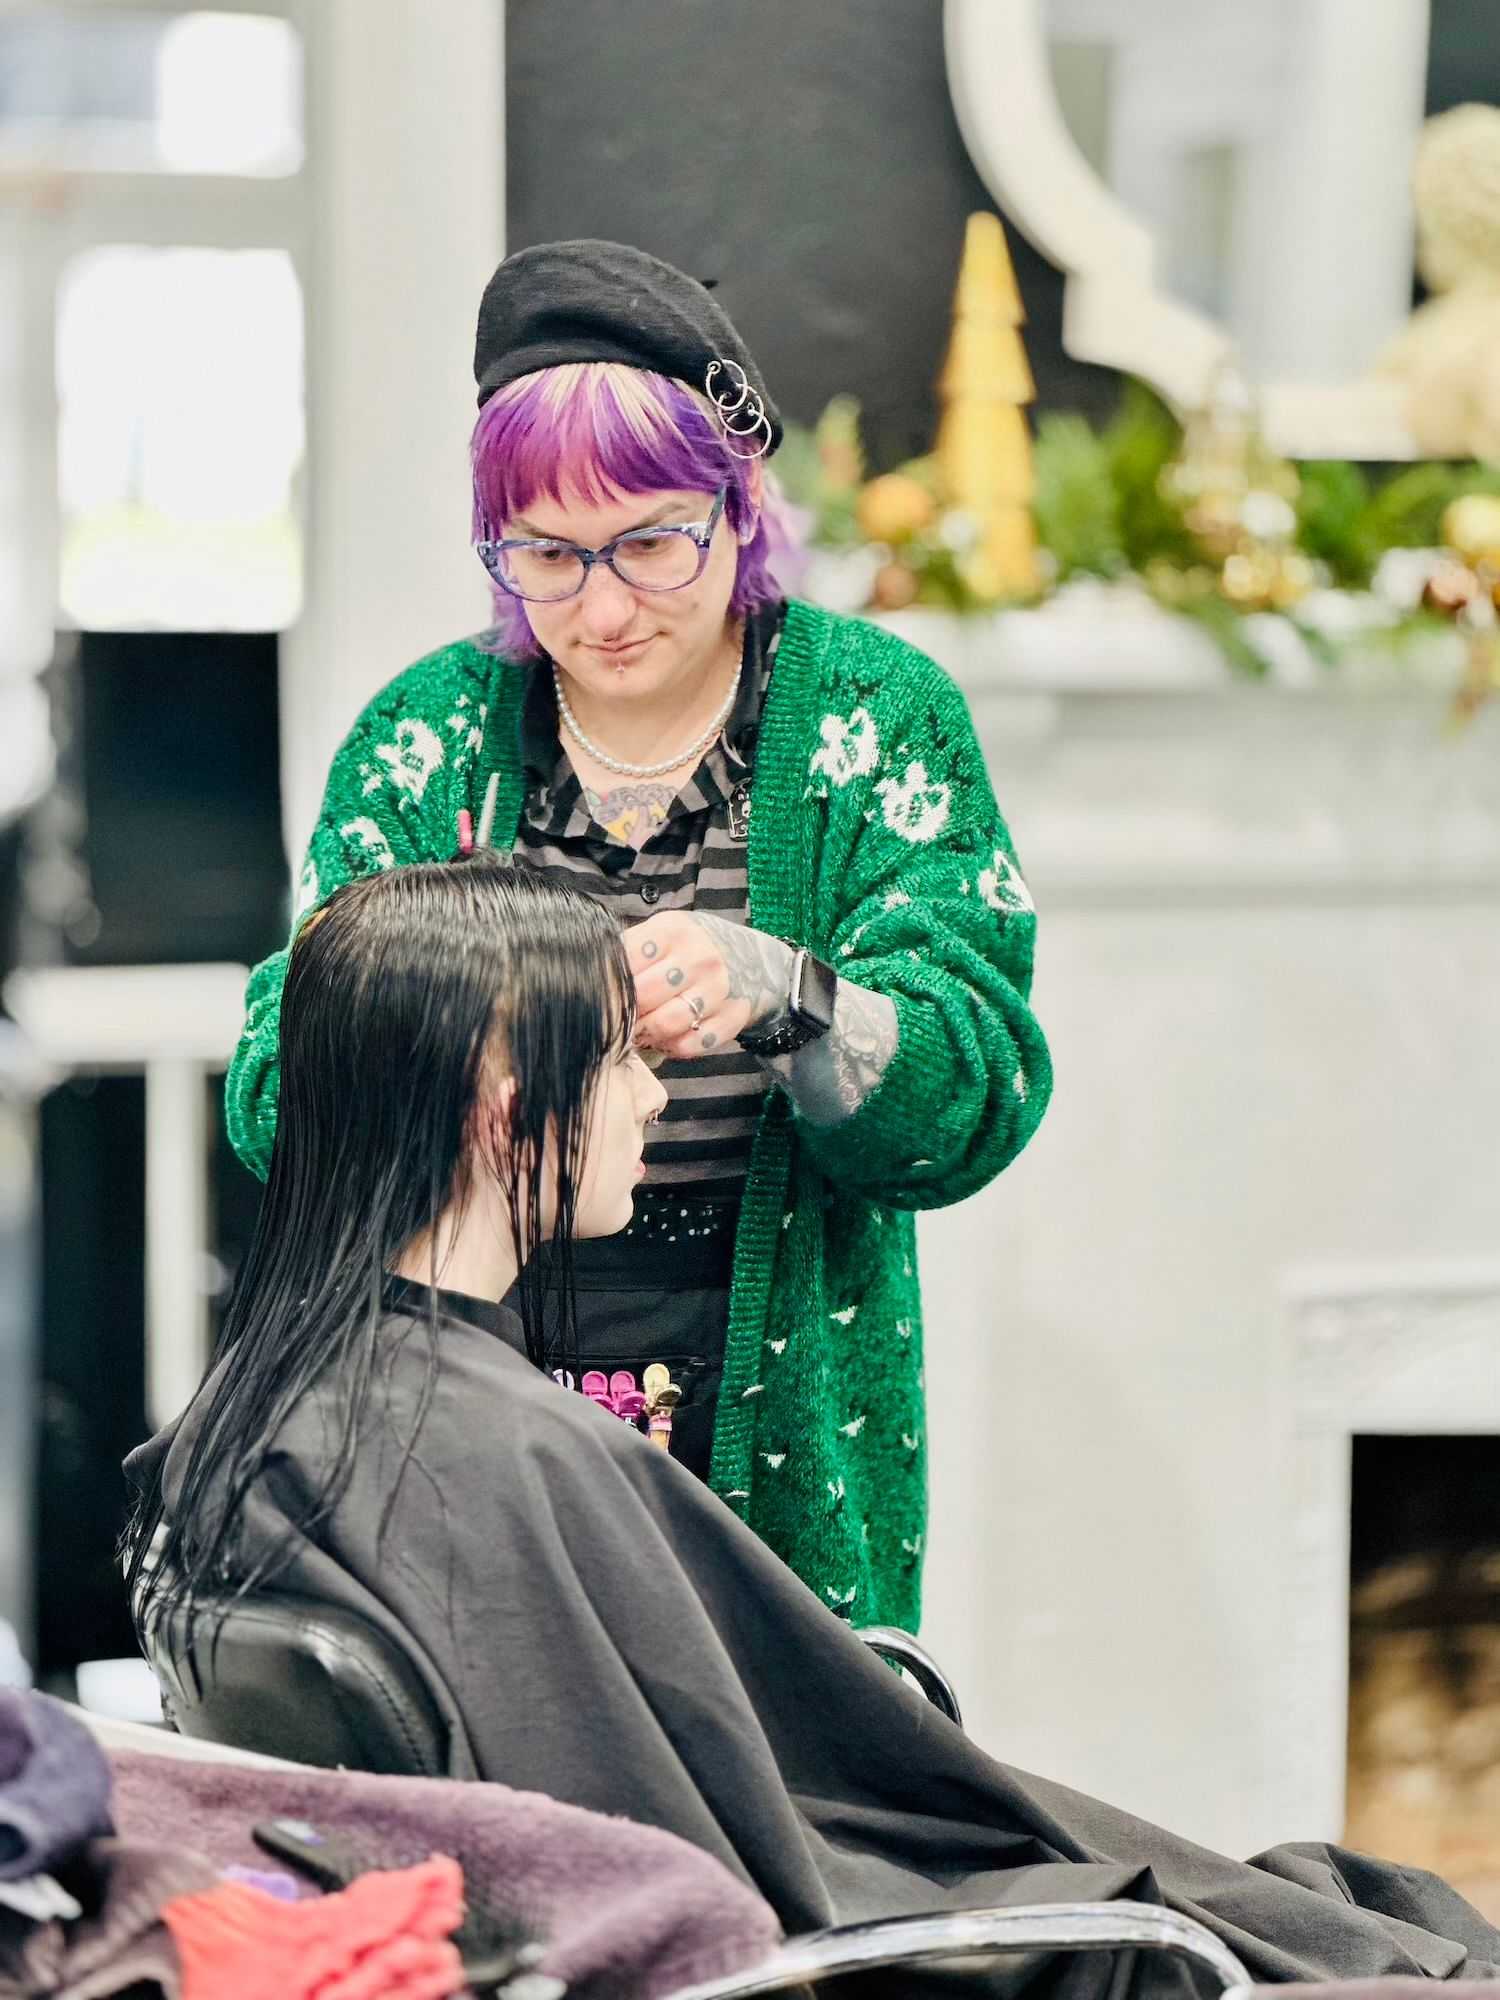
left=627, top=912, right=793, bottom=1061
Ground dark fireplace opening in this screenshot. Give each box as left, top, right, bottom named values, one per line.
left=1347, top=1435, right=1500, bottom=1922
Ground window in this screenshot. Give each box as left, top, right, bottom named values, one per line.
left=0, top=10, right=302, bottom=176
left=57, top=245, right=304, bottom=629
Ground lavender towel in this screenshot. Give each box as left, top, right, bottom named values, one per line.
left=0, top=1694, right=113, bottom=1883
left=109, top=1746, right=780, bottom=2000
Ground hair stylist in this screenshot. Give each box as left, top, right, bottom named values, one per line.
left=224, top=239, right=1051, bottom=1630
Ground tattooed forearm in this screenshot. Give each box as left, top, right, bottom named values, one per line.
left=694, top=914, right=794, bottom=1026
left=766, top=982, right=899, bottom=1127
left=692, top=914, right=895, bottom=1121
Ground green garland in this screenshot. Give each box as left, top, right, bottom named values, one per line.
left=1031, top=383, right=1199, bottom=578
left=780, top=382, right=1500, bottom=682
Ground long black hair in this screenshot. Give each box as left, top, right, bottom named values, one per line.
left=122, top=853, right=633, bottom=1638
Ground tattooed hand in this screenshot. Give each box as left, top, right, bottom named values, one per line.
left=626, top=910, right=901, bottom=1120
left=626, top=912, right=793, bottom=1059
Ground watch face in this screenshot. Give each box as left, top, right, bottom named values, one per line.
left=794, top=952, right=838, bottom=1035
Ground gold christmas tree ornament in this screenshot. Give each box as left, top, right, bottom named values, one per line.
left=933, top=212, right=1040, bottom=602
left=1442, top=492, right=1500, bottom=572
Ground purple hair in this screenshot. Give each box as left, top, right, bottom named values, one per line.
left=470, top=362, right=801, bottom=659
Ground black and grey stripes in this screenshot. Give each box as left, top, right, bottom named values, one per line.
left=513, top=610, right=783, bottom=1200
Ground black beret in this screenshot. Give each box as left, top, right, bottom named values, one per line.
left=473, top=238, right=782, bottom=452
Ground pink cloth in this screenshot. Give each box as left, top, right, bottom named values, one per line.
left=163, top=1855, right=464, bottom=2000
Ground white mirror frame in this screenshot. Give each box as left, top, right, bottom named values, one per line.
left=944, top=0, right=1428, bottom=459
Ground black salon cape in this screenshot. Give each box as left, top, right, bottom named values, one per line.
left=129, top=1296, right=1500, bottom=1996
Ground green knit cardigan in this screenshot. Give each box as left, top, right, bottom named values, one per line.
left=226, top=600, right=1051, bottom=1630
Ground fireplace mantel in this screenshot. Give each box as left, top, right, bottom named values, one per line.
left=872, top=607, right=1500, bottom=909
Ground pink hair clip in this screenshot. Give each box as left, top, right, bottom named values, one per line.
left=610, top=1370, right=647, bottom=1422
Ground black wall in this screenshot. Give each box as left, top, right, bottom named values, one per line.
left=1427, top=0, right=1500, bottom=117
left=72, top=633, right=286, bottom=968
left=506, top=0, right=1121, bottom=463
left=32, top=635, right=285, bottom=1677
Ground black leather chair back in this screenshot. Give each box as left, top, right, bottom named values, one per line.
left=147, top=1590, right=454, bottom=1777
left=143, top=1593, right=963, bottom=1781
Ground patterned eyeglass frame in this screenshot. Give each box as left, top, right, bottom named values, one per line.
left=475, top=488, right=728, bottom=602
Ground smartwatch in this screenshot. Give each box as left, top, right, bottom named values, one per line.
left=738, top=947, right=838, bottom=1056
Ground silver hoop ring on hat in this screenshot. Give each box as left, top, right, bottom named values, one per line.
left=719, top=407, right=772, bottom=461
left=705, top=358, right=772, bottom=462
left=705, top=358, right=751, bottom=417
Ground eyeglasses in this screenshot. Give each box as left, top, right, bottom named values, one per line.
left=475, top=489, right=727, bottom=604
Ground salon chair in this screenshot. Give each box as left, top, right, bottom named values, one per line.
left=143, top=1594, right=1252, bottom=1998
left=148, top=1591, right=458, bottom=1776
left=145, top=1591, right=962, bottom=1778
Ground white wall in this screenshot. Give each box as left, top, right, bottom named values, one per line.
left=283, top=0, right=502, bottom=861
left=918, top=683, right=1500, bottom=1857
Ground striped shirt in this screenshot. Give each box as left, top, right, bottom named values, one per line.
left=514, top=606, right=784, bottom=1206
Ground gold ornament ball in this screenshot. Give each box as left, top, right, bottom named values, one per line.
left=1442, top=494, right=1500, bottom=570
left=958, top=552, right=1004, bottom=604
left=1423, top=557, right=1481, bottom=616
left=857, top=473, right=938, bottom=547
left=1185, top=493, right=1245, bottom=561
left=1268, top=551, right=1317, bottom=609
left=871, top=560, right=921, bottom=610
left=1221, top=548, right=1279, bottom=608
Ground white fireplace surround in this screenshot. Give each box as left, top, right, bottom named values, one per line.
left=1278, top=1261, right=1500, bottom=1838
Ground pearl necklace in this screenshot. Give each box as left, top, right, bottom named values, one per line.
left=552, top=661, right=742, bottom=779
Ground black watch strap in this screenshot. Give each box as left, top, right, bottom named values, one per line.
left=739, top=947, right=838, bottom=1056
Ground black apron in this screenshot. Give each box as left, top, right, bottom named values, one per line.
left=503, top=1191, right=736, bottom=1482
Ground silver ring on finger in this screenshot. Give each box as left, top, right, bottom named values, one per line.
left=685, top=991, right=706, bottom=1028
